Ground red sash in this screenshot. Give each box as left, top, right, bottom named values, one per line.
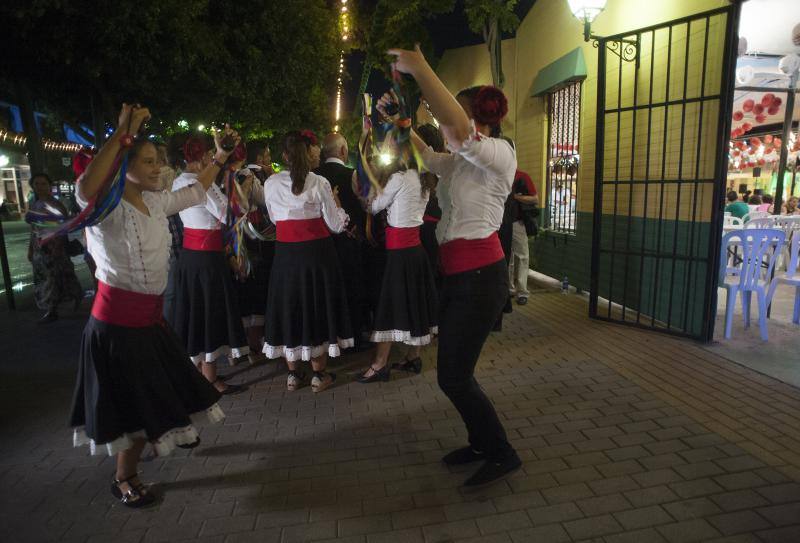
left=183, top=228, right=223, bottom=251
left=276, top=218, right=330, bottom=242
left=385, top=226, right=421, bottom=250
left=91, top=281, right=164, bottom=327
left=439, top=232, right=504, bottom=276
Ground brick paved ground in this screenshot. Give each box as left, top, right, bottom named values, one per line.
left=2, top=285, right=800, bottom=543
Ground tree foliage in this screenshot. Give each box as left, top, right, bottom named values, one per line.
left=464, top=0, right=520, bottom=36
left=0, top=0, right=341, bottom=138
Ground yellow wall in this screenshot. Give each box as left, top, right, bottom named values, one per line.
left=429, top=0, right=731, bottom=220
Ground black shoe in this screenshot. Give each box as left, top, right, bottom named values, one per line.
left=391, top=357, right=422, bottom=374
left=516, top=296, right=528, bottom=306
left=111, top=473, right=157, bottom=508
left=357, top=364, right=390, bottom=384
left=442, top=447, right=486, bottom=466
left=217, top=381, right=247, bottom=395
left=38, top=311, right=58, bottom=324
left=177, top=437, right=201, bottom=449
left=462, top=453, right=522, bottom=490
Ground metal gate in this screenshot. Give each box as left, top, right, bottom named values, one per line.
left=589, top=5, right=741, bottom=341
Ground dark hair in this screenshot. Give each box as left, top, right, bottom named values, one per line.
left=247, top=142, right=268, bottom=165
left=748, top=194, right=762, bottom=205
left=415, top=124, right=445, bottom=197
left=762, top=194, right=773, bottom=204
left=128, top=138, right=155, bottom=162
left=31, top=172, right=53, bottom=185
left=283, top=131, right=310, bottom=195
left=726, top=190, right=739, bottom=202
left=456, top=85, right=505, bottom=138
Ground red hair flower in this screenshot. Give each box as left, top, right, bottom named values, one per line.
left=182, top=136, right=209, bottom=163
left=71, top=147, right=95, bottom=179
left=472, top=86, right=509, bottom=127
left=300, top=130, right=318, bottom=146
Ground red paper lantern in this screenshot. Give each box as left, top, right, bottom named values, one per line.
left=733, top=111, right=744, bottom=121
left=733, top=149, right=741, bottom=156
left=738, top=141, right=748, bottom=150
left=742, top=123, right=752, bottom=132
left=750, top=137, right=761, bottom=147
left=764, top=134, right=774, bottom=144
left=757, top=158, right=766, bottom=166
left=761, top=93, right=775, bottom=106
left=755, top=114, right=766, bottom=123
left=742, top=99, right=755, bottom=112
left=768, top=104, right=780, bottom=115
left=773, top=96, right=782, bottom=107
left=753, top=104, right=765, bottom=115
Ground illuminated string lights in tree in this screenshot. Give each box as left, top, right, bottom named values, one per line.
left=334, top=0, right=349, bottom=132
left=0, top=128, right=89, bottom=154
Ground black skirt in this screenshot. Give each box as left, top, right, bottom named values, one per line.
left=371, top=244, right=438, bottom=345
left=236, top=239, right=275, bottom=327
left=69, top=317, right=224, bottom=457
left=263, top=237, right=354, bottom=361
left=168, top=249, right=249, bottom=363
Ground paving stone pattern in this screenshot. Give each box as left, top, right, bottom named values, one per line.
left=1, top=291, right=799, bottom=542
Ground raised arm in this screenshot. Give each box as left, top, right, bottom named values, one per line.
left=79, top=104, right=150, bottom=202
left=387, top=45, right=471, bottom=147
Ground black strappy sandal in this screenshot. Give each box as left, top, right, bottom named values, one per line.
left=391, top=357, right=422, bottom=374
left=110, top=472, right=157, bottom=508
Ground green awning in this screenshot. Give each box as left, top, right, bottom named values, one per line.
left=531, top=48, right=587, bottom=97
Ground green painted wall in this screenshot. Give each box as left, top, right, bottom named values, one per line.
left=532, top=212, right=712, bottom=336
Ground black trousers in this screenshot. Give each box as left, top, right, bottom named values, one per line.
left=437, top=258, right=514, bottom=460
left=333, top=233, right=367, bottom=345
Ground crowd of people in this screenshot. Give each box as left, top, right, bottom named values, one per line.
left=725, top=189, right=800, bottom=218
left=28, top=46, right=535, bottom=508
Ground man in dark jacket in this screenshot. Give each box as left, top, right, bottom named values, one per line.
left=315, top=133, right=369, bottom=350
left=509, top=169, right=539, bottom=305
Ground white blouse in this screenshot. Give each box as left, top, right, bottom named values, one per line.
left=77, top=180, right=206, bottom=295
left=422, top=124, right=516, bottom=244
left=172, top=172, right=228, bottom=230
left=259, top=171, right=348, bottom=233
left=370, top=169, right=428, bottom=228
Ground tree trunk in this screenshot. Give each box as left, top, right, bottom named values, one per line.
left=485, top=18, right=504, bottom=88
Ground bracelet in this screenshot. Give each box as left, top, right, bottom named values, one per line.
left=211, top=158, right=225, bottom=169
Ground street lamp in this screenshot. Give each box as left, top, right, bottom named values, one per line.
left=566, top=0, right=638, bottom=63
left=567, top=0, right=607, bottom=41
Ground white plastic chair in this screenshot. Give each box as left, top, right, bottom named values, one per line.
left=723, top=215, right=743, bottom=229
left=719, top=229, right=786, bottom=340
left=745, top=217, right=777, bottom=229
left=772, top=216, right=800, bottom=270
left=747, top=210, right=769, bottom=221
left=767, top=234, right=800, bottom=324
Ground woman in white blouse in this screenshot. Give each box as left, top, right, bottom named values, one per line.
left=69, top=104, right=239, bottom=508
left=167, top=136, right=249, bottom=395
left=355, top=138, right=439, bottom=383
left=257, top=130, right=353, bottom=393
left=384, top=45, right=521, bottom=489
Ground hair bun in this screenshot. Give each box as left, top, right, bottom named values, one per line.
left=472, top=86, right=508, bottom=127
left=182, top=136, right=209, bottom=163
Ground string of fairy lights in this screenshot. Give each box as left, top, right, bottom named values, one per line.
left=0, top=128, right=89, bottom=154
left=334, top=0, right=349, bottom=132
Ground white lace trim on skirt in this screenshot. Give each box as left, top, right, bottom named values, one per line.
left=190, top=345, right=250, bottom=364
left=370, top=326, right=438, bottom=346
left=72, top=403, right=225, bottom=457
left=263, top=337, right=354, bottom=362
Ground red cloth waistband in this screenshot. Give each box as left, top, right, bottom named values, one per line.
left=276, top=218, right=330, bottom=242
left=385, top=226, right=421, bottom=250
left=91, top=281, right=164, bottom=327
left=183, top=228, right=223, bottom=251
left=439, top=232, right=504, bottom=276
left=423, top=214, right=440, bottom=223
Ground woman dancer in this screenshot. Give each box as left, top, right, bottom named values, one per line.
left=27, top=173, right=84, bottom=323
left=258, top=130, right=353, bottom=393
left=356, top=131, right=438, bottom=383
left=382, top=46, right=521, bottom=488
left=168, top=136, right=249, bottom=393
left=70, top=104, right=238, bottom=507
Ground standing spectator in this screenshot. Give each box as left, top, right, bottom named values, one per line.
left=27, top=173, right=83, bottom=323
left=508, top=169, right=539, bottom=305
left=724, top=190, right=749, bottom=219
